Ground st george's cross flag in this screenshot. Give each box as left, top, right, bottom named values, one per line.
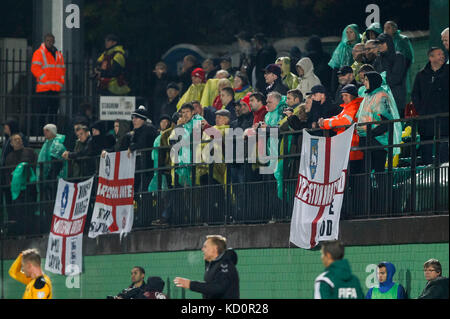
left=289, top=124, right=355, bottom=249
left=45, top=177, right=94, bottom=275
left=88, top=150, right=136, bottom=238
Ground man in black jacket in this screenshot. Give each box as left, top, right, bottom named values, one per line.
left=411, top=47, right=449, bottom=164
left=418, top=259, right=449, bottom=299
left=308, top=85, right=341, bottom=135
left=62, top=125, right=98, bottom=179
left=174, top=235, right=240, bottom=299
left=263, top=64, right=289, bottom=96
left=127, top=105, right=158, bottom=192
left=374, top=33, right=408, bottom=115
left=251, top=33, right=277, bottom=93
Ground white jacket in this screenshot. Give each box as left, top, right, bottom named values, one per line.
left=296, top=57, right=322, bottom=98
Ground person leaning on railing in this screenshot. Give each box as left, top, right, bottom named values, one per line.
left=356, top=71, right=401, bottom=173
left=61, top=125, right=98, bottom=179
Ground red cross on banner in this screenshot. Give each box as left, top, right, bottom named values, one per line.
left=88, top=150, right=136, bottom=238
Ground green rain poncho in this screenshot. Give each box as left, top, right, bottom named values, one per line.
left=173, top=114, right=205, bottom=186
left=264, top=95, right=291, bottom=200
left=356, top=72, right=402, bottom=156
left=361, top=22, right=383, bottom=43
left=328, top=24, right=362, bottom=69
left=37, top=134, right=67, bottom=180
left=11, top=162, right=37, bottom=200
left=148, top=125, right=174, bottom=193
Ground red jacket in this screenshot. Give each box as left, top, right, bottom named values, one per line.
left=321, top=97, right=363, bottom=161
left=252, top=105, right=268, bottom=125
left=31, top=43, right=65, bottom=93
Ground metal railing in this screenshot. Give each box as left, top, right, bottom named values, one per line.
left=0, top=47, right=155, bottom=138
left=0, top=114, right=448, bottom=238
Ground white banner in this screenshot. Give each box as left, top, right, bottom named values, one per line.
left=88, top=150, right=136, bottom=238
left=99, top=96, right=136, bottom=121
left=289, top=125, right=355, bottom=249
left=45, top=177, right=94, bottom=275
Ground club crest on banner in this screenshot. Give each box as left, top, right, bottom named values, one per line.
left=290, top=125, right=355, bottom=249
left=310, top=138, right=319, bottom=179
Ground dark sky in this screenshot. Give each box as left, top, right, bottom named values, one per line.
left=0, top=0, right=430, bottom=59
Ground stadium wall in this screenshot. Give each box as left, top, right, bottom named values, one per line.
left=2, top=216, right=448, bottom=299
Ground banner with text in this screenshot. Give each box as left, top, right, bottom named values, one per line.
left=88, top=150, right=135, bottom=238
left=45, top=177, right=94, bottom=275
left=99, top=96, right=136, bottom=121
left=289, top=125, right=354, bottom=249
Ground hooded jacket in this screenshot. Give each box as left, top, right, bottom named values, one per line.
left=366, top=262, right=408, bottom=299
left=305, top=35, right=332, bottom=92
left=328, top=24, right=362, bottom=70
left=314, top=259, right=364, bottom=299
left=276, top=57, right=299, bottom=90
left=296, top=57, right=322, bottom=98
left=190, top=249, right=240, bottom=299
left=362, top=22, right=383, bottom=43
left=374, top=34, right=407, bottom=113
left=96, top=44, right=130, bottom=95
left=357, top=71, right=402, bottom=153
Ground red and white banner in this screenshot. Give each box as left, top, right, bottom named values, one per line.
left=45, top=177, right=94, bottom=275
left=289, top=125, right=354, bottom=249
left=88, top=150, right=135, bottom=238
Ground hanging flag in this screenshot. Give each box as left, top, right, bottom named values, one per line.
left=88, top=150, right=135, bottom=238
left=289, top=125, right=354, bottom=249
left=45, top=177, right=94, bottom=275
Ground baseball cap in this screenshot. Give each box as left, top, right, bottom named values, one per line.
left=307, top=84, right=326, bottom=95
left=215, top=109, right=231, bottom=118
left=337, top=66, right=354, bottom=76
left=264, top=64, right=281, bottom=77
left=340, top=84, right=358, bottom=97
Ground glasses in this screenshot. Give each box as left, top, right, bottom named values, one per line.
left=364, top=47, right=376, bottom=51
left=424, top=269, right=437, bottom=273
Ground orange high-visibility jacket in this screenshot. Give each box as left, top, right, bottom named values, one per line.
left=321, top=97, right=364, bottom=161
left=31, top=43, right=65, bottom=93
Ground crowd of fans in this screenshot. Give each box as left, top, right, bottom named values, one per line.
left=0, top=22, right=449, bottom=231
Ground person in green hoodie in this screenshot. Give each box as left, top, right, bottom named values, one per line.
left=314, top=240, right=364, bottom=299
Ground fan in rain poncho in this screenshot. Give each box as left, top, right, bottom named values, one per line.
left=356, top=71, right=402, bottom=169
left=328, top=24, right=362, bottom=70
left=264, top=94, right=290, bottom=200
left=275, top=57, right=299, bottom=90
left=176, top=68, right=206, bottom=111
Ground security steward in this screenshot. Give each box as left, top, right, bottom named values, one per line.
left=31, top=33, right=65, bottom=127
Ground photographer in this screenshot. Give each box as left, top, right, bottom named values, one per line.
left=107, top=266, right=146, bottom=299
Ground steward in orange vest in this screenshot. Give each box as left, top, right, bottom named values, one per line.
left=318, top=84, right=364, bottom=172
left=31, top=34, right=65, bottom=93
